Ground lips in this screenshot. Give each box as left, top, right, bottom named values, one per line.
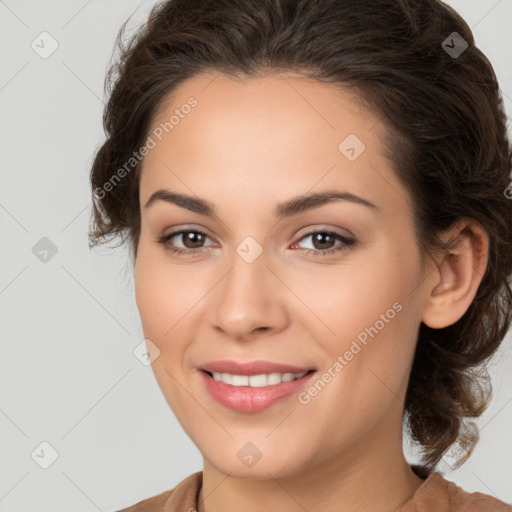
left=198, top=359, right=316, bottom=376
left=199, top=367, right=317, bottom=412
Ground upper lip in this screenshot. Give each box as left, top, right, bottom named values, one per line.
left=199, top=360, right=316, bottom=376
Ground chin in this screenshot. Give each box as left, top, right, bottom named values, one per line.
left=201, top=440, right=310, bottom=480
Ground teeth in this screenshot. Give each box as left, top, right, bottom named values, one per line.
left=211, top=371, right=307, bottom=387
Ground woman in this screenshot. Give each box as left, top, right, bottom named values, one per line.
left=89, top=0, right=512, bottom=510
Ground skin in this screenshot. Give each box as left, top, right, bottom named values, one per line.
left=134, top=72, right=489, bottom=512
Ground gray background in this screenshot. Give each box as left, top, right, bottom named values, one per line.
left=0, top=1, right=511, bottom=510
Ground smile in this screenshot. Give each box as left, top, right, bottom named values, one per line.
left=199, top=369, right=316, bottom=413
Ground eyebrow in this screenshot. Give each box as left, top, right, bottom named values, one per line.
left=144, top=188, right=378, bottom=219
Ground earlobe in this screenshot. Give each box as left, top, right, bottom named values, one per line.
left=421, top=219, right=489, bottom=329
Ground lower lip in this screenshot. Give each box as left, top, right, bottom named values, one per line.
left=199, top=370, right=316, bottom=413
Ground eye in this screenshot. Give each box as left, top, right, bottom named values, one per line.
left=291, top=230, right=356, bottom=257
left=157, top=228, right=356, bottom=258
left=157, top=229, right=216, bottom=256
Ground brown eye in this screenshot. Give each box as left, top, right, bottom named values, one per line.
left=180, top=231, right=206, bottom=249
left=311, top=232, right=337, bottom=250
left=293, top=230, right=356, bottom=257
left=157, top=229, right=216, bottom=256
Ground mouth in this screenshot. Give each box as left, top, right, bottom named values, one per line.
left=198, top=368, right=317, bottom=413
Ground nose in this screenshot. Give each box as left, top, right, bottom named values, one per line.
left=210, top=246, right=289, bottom=342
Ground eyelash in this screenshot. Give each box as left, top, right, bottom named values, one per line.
left=157, top=229, right=356, bottom=258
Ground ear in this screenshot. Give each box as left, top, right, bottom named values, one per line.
left=421, top=218, right=489, bottom=329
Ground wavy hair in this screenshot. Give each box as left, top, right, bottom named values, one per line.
left=88, top=0, right=512, bottom=469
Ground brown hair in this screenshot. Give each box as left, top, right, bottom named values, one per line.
left=89, top=0, right=512, bottom=469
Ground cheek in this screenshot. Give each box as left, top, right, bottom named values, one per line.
left=134, top=245, right=197, bottom=412
left=288, top=255, right=399, bottom=335
left=302, top=244, right=420, bottom=388
left=134, top=241, right=195, bottom=330
left=134, top=245, right=176, bottom=350
left=134, top=241, right=213, bottom=377
left=134, top=261, right=166, bottom=334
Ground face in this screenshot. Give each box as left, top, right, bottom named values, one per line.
left=134, top=72, right=431, bottom=479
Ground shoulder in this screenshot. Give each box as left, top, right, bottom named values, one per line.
left=116, top=489, right=174, bottom=512
left=409, top=470, right=512, bottom=512
left=115, top=471, right=203, bottom=512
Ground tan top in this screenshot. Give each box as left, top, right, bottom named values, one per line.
left=116, top=466, right=511, bottom=512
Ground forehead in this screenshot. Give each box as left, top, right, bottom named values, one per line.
left=148, top=71, right=378, bottom=149
left=139, top=72, right=406, bottom=221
